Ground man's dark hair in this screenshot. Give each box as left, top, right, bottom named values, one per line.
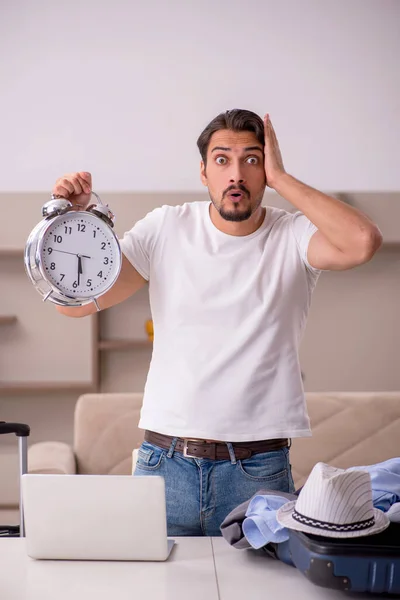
left=197, top=109, right=265, bottom=165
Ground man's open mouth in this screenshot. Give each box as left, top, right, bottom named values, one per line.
left=227, top=190, right=246, bottom=201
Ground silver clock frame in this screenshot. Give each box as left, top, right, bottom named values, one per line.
left=24, top=194, right=122, bottom=311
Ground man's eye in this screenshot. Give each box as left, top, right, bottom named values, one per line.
left=216, top=156, right=227, bottom=165
left=246, top=156, right=258, bottom=165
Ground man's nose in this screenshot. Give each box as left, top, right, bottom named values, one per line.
left=229, top=164, right=246, bottom=184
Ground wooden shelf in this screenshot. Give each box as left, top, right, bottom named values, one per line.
left=0, top=243, right=398, bottom=258
left=0, top=382, right=97, bottom=396
left=0, top=249, right=24, bottom=258
left=380, top=242, right=400, bottom=250
left=0, top=316, right=17, bottom=325
left=98, top=339, right=153, bottom=351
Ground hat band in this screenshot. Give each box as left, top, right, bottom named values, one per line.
left=292, top=509, right=375, bottom=532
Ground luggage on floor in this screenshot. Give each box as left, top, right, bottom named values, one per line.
left=0, top=421, right=30, bottom=537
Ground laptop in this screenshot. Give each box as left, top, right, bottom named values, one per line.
left=21, top=474, right=175, bottom=561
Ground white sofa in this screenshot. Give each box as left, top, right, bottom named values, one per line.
left=27, top=392, right=400, bottom=489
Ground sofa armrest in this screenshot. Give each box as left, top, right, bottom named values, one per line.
left=28, top=441, right=77, bottom=475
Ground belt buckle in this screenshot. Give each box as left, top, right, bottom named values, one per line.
left=183, top=438, right=203, bottom=459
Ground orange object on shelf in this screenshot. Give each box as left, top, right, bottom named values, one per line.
left=145, top=319, right=154, bottom=341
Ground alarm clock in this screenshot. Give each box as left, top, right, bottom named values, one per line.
left=24, top=192, right=122, bottom=311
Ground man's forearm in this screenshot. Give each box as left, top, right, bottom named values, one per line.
left=273, top=173, right=382, bottom=254
left=56, top=303, right=97, bottom=318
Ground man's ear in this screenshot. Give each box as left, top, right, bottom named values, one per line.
left=200, top=161, right=208, bottom=187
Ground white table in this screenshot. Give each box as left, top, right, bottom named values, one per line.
left=1, top=537, right=379, bottom=599
left=1, top=538, right=218, bottom=600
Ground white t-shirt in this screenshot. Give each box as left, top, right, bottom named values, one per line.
left=119, top=201, right=321, bottom=442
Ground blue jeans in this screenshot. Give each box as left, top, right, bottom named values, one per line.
left=133, top=438, right=295, bottom=536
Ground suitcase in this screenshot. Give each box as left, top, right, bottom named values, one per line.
left=0, top=421, right=30, bottom=537
left=288, top=522, right=400, bottom=595
left=258, top=539, right=295, bottom=567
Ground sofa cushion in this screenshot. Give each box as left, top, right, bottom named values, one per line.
left=291, top=392, right=400, bottom=487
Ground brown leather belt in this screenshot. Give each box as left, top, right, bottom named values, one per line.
left=144, top=430, right=289, bottom=460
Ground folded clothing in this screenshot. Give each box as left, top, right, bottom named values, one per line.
left=387, top=502, right=400, bottom=523
left=350, top=458, right=400, bottom=512
left=243, top=494, right=292, bottom=549
left=220, top=489, right=297, bottom=549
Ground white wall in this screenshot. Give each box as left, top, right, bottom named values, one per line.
left=1, top=0, right=399, bottom=193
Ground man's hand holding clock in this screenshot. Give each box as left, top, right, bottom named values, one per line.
left=52, top=172, right=93, bottom=210
left=24, top=171, right=122, bottom=310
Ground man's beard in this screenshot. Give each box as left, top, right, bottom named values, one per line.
left=210, top=186, right=263, bottom=222
left=219, top=203, right=253, bottom=222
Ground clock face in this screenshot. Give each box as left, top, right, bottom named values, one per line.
left=38, top=211, right=121, bottom=299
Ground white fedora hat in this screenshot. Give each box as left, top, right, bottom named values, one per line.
left=276, top=462, right=390, bottom=538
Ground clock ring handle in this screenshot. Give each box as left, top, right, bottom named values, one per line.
left=90, top=191, right=104, bottom=206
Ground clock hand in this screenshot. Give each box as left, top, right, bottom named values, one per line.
left=77, top=256, right=83, bottom=287
left=51, top=249, right=92, bottom=258
left=79, top=257, right=83, bottom=275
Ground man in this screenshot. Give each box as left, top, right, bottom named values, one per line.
left=54, top=109, right=382, bottom=536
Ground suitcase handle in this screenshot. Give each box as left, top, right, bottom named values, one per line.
left=0, top=422, right=30, bottom=437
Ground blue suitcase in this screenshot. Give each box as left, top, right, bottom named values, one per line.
left=287, top=522, right=400, bottom=595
